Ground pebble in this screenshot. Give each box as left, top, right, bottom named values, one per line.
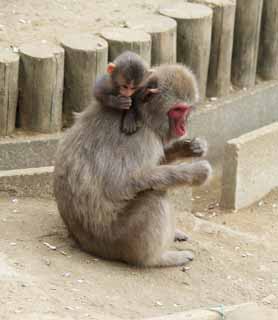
left=262, top=294, right=276, bottom=304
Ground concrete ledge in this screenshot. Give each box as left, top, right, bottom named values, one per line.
left=190, top=80, right=278, bottom=164
left=143, top=303, right=278, bottom=320
left=0, top=166, right=54, bottom=198
left=1, top=81, right=278, bottom=171
left=0, top=132, right=61, bottom=170
left=220, top=122, right=278, bottom=210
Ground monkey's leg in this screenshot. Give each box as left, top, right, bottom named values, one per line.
left=174, top=229, right=188, bottom=242
left=114, top=192, right=194, bottom=268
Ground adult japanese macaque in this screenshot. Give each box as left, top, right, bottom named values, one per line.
left=54, top=64, right=211, bottom=267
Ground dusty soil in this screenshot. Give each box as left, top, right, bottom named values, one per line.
left=1, top=1, right=278, bottom=319
left=1, top=179, right=278, bottom=320
left=0, top=0, right=174, bottom=49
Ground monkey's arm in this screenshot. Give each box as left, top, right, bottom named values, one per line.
left=109, top=161, right=211, bottom=200
left=94, top=75, right=131, bottom=110
left=164, top=138, right=208, bottom=163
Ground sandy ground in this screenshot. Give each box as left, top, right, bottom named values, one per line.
left=0, top=0, right=176, bottom=49
left=1, top=1, right=278, bottom=319
left=1, top=180, right=278, bottom=320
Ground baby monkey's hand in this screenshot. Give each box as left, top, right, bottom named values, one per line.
left=117, top=96, right=132, bottom=110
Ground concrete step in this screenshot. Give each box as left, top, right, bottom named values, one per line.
left=0, top=166, right=54, bottom=198
left=1, top=81, right=278, bottom=171
left=0, top=166, right=194, bottom=211
left=0, top=132, right=61, bottom=171
left=221, top=122, right=278, bottom=210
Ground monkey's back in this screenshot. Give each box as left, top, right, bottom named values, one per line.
left=54, top=103, right=164, bottom=244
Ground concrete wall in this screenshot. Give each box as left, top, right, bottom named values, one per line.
left=189, top=81, right=278, bottom=166
left=220, top=122, right=278, bottom=210
left=1, top=81, right=278, bottom=172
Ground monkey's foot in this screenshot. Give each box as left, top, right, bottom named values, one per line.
left=159, top=250, right=194, bottom=267
left=174, top=229, right=189, bottom=242
left=121, top=113, right=138, bottom=135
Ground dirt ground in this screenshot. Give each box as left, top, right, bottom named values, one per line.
left=1, top=1, right=278, bottom=319
left=1, top=179, right=278, bottom=320
left=0, top=0, right=175, bottom=49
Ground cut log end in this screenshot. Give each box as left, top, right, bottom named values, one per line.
left=101, top=27, right=151, bottom=43
left=159, top=2, right=213, bottom=19
left=126, top=14, right=176, bottom=34
left=60, top=33, right=108, bottom=52
left=19, top=42, right=64, bottom=59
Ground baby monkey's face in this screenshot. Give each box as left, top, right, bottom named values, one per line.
left=119, top=81, right=137, bottom=97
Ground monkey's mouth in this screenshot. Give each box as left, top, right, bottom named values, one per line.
left=168, top=103, right=191, bottom=137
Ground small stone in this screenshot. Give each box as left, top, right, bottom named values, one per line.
left=63, top=272, right=71, bottom=277
left=10, top=242, right=17, bottom=246
left=65, top=306, right=75, bottom=311
left=155, top=301, right=163, bottom=306
left=43, top=258, right=51, bottom=266
left=43, top=242, right=57, bottom=250
left=262, top=294, right=276, bottom=304
left=258, top=201, right=264, bottom=207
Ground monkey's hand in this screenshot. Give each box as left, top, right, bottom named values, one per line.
left=178, top=160, right=212, bottom=186
left=164, top=138, right=208, bottom=163
left=189, top=138, right=208, bottom=157
left=121, top=110, right=138, bottom=135
left=116, top=96, right=132, bottom=110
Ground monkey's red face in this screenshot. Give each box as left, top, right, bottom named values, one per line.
left=168, top=103, right=192, bottom=138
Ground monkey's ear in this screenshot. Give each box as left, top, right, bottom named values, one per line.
left=142, top=77, right=160, bottom=102
left=107, top=63, right=116, bottom=74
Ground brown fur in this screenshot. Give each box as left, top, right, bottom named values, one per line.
left=54, top=64, right=211, bottom=267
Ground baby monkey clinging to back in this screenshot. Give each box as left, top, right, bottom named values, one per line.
left=94, top=51, right=150, bottom=134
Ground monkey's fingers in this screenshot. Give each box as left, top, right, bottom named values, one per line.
left=190, top=138, right=208, bottom=157
left=118, top=96, right=132, bottom=109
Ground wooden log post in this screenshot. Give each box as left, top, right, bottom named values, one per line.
left=100, top=28, right=151, bottom=66
left=159, top=3, right=213, bottom=101
left=126, top=14, right=177, bottom=66
left=231, top=0, right=263, bottom=88
left=189, top=0, right=236, bottom=97
left=18, top=43, right=64, bottom=133
left=258, top=1, right=278, bottom=80
left=0, top=49, right=19, bottom=136
left=60, top=33, right=108, bottom=124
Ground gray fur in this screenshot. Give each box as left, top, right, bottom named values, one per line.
left=54, top=64, right=211, bottom=267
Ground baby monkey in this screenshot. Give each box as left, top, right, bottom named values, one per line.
left=94, top=51, right=149, bottom=134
